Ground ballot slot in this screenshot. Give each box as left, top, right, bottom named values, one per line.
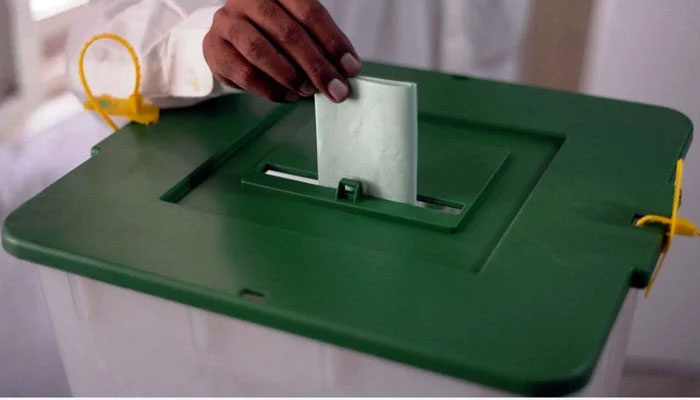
left=262, top=164, right=462, bottom=214
left=264, top=168, right=319, bottom=186
left=416, top=197, right=464, bottom=216
left=263, top=167, right=462, bottom=216
left=243, top=163, right=468, bottom=232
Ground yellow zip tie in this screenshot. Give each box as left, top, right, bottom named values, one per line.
left=78, top=33, right=159, bottom=132
left=636, top=159, right=699, bottom=297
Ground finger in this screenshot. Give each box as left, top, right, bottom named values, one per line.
left=241, top=0, right=350, bottom=103
left=276, top=0, right=361, bottom=77
left=217, top=15, right=315, bottom=96
left=205, top=36, right=301, bottom=103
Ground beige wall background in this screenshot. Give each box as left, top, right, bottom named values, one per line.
left=521, top=0, right=594, bottom=91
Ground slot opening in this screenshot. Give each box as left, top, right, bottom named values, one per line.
left=263, top=165, right=463, bottom=215
left=263, top=165, right=317, bottom=181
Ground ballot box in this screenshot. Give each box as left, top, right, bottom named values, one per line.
left=3, top=62, right=693, bottom=396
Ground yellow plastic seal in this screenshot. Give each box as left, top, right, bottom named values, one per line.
left=78, top=33, right=159, bottom=131
left=636, top=159, right=699, bottom=297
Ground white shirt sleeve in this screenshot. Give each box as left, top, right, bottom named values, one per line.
left=66, top=0, right=237, bottom=109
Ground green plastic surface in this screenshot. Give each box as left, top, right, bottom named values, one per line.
left=2, top=63, right=693, bottom=395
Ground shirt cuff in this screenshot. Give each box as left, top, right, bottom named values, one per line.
left=167, top=6, right=220, bottom=98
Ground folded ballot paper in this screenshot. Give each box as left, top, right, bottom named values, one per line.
left=315, top=77, right=418, bottom=205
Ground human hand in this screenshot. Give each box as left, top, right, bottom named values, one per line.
left=203, top=0, right=362, bottom=103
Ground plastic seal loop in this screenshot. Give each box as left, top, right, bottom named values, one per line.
left=78, top=33, right=159, bottom=132
left=635, top=159, right=699, bottom=297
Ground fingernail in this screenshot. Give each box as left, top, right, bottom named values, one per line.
left=300, top=81, right=316, bottom=96
left=327, top=78, right=349, bottom=102
left=284, top=92, right=301, bottom=102
left=340, top=53, right=362, bottom=76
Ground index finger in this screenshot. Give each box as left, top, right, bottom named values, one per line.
left=276, top=0, right=362, bottom=77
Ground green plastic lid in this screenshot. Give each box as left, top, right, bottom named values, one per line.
left=3, top=63, right=692, bottom=395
